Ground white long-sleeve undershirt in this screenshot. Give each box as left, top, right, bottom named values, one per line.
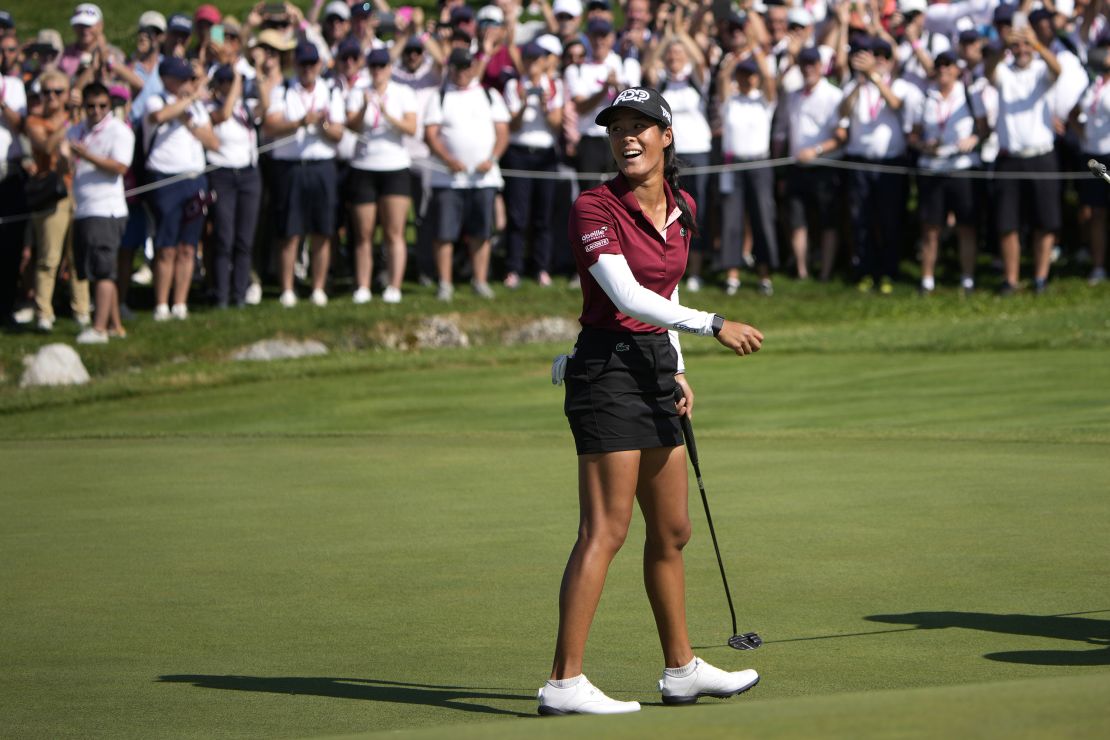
left=589, top=252, right=718, bottom=374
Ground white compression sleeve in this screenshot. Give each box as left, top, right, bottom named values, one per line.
left=668, top=284, right=686, bottom=374
left=588, top=253, right=717, bottom=337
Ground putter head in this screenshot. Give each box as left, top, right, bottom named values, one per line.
left=728, top=632, right=763, bottom=650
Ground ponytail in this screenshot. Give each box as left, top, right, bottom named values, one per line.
left=662, top=136, right=697, bottom=237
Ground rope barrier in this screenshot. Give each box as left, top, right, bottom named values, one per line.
left=1, top=129, right=1098, bottom=226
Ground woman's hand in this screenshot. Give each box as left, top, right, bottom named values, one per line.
left=716, top=319, right=763, bottom=356
left=675, top=373, right=694, bottom=418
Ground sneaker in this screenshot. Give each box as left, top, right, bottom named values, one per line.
left=75, top=328, right=109, bottom=344
left=758, top=278, right=774, bottom=297
left=686, top=275, right=703, bottom=293
left=311, top=289, right=328, bottom=307
left=12, top=305, right=33, bottom=324
left=436, top=282, right=454, bottom=302
left=857, top=276, right=874, bottom=293
left=503, top=272, right=521, bottom=290
left=132, top=263, right=153, bottom=286
left=1088, top=267, right=1106, bottom=286
left=879, top=277, right=894, bottom=295
left=960, top=276, right=975, bottom=293
left=75, top=312, right=92, bottom=328
left=1033, top=277, right=1048, bottom=295
left=997, top=281, right=1017, bottom=297
left=382, top=286, right=402, bottom=304
left=537, top=676, right=641, bottom=716
left=153, top=304, right=171, bottom=321
left=725, top=278, right=741, bottom=296
left=170, top=303, right=188, bottom=320
left=244, top=281, right=263, bottom=306
left=36, top=316, right=55, bottom=333
left=567, top=274, right=581, bottom=290
left=279, top=290, right=297, bottom=308
left=352, top=287, right=372, bottom=304
left=108, top=327, right=127, bottom=339
left=538, top=271, right=553, bottom=287
left=472, top=280, right=495, bottom=299
left=658, top=658, right=760, bottom=705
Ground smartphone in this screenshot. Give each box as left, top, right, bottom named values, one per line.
left=210, top=24, right=225, bottom=44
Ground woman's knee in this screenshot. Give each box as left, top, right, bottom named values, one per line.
left=578, top=519, right=631, bottom=555
left=646, top=518, right=692, bottom=554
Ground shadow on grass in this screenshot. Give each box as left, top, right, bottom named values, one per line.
left=865, top=610, right=1110, bottom=666
left=157, top=675, right=535, bottom=717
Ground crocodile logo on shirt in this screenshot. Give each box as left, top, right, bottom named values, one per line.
left=615, top=342, right=630, bottom=352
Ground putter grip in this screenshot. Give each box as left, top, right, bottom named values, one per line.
left=673, top=386, right=700, bottom=466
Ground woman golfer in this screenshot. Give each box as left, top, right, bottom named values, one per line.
left=538, top=87, right=764, bottom=716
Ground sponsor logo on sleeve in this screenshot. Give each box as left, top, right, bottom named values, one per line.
left=579, top=226, right=608, bottom=243
left=584, top=238, right=610, bottom=252
left=671, top=321, right=699, bottom=334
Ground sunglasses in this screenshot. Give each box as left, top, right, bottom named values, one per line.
left=555, top=13, right=575, bottom=20
left=369, top=62, right=389, bottom=68
left=1, top=46, right=18, bottom=52
left=403, top=48, right=423, bottom=55
left=84, top=102, right=110, bottom=110
left=44, top=88, right=67, bottom=96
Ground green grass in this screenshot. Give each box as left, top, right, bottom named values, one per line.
left=2, top=311, right=1109, bottom=738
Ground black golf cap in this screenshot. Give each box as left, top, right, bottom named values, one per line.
left=798, top=46, right=822, bottom=65
left=935, top=50, right=958, bottom=66
left=448, top=47, right=473, bottom=67
left=595, top=86, right=672, bottom=127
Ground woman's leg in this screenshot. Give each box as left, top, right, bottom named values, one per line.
left=352, top=202, right=377, bottom=291
left=635, top=445, right=695, bottom=668
left=173, top=244, right=196, bottom=306
left=309, top=234, right=331, bottom=293
left=551, top=449, right=641, bottom=679
left=380, top=195, right=411, bottom=290
left=154, top=246, right=176, bottom=307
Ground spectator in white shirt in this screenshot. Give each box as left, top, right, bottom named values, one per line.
left=782, top=47, right=843, bottom=283
left=144, top=56, right=219, bottom=321
left=423, top=48, right=510, bottom=301
left=207, top=65, right=262, bottom=309
left=838, top=37, right=911, bottom=293
left=0, top=59, right=24, bottom=322
left=643, top=31, right=712, bottom=291
left=1072, top=44, right=1110, bottom=285
left=263, top=40, right=346, bottom=308
left=501, top=42, right=564, bottom=289
left=892, top=0, right=950, bottom=92
left=717, top=50, right=778, bottom=296
left=64, top=82, right=134, bottom=343
left=909, top=51, right=983, bottom=294
left=986, top=24, right=1062, bottom=294
left=566, top=18, right=641, bottom=185
left=345, top=48, right=418, bottom=304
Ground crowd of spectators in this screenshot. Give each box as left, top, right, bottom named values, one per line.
left=1, top=0, right=1108, bottom=343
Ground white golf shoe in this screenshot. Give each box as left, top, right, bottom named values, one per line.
left=658, top=657, right=759, bottom=705
left=537, top=676, right=641, bottom=716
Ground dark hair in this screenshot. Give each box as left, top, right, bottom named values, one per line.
left=661, top=128, right=697, bottom=236
left=82, top=81, right=110, bottom=101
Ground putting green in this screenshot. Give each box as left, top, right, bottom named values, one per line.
left=2, top=348, right=1108, bottom=738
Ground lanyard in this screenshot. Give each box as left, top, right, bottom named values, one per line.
left=865, top=83, right=883, bottom=122
left=366, top=86, right=388, bottom=130
left=1090, top=77, right=1106, bottom=117
left=935, top=89, right=956, bottom=133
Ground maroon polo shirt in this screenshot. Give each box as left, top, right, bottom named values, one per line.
left=569, top=174, right=695, bottom=333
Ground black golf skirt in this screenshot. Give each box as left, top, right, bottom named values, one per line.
left=564, top=328, right=684, bottom=455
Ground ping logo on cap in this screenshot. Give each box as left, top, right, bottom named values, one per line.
left=658, top=105, right=672, bottom=123
left=614, top=88, right=650, bottom=104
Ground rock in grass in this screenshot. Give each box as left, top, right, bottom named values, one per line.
left=231, top=339, right=329, bottom=362
left=20, top=343, right=91, bottom=388
left=502, top=316, right=579, bottom=346
left=414, top=315, right=470, bottom=349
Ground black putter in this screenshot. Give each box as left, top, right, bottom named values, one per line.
left=674, top=387, right=762, bottom=650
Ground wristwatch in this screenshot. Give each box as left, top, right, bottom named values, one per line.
left=711, top=314, right=725, bottom=337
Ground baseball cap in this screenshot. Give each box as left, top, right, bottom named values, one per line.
left=167, top=13, right=192, bottom=35
left=403, top=35, right=425, bottom=51
left=448, top=47, right=473, bottom=67
left=324, top=0, right=351, bottom=20
left=254, top=28, right=295, bottom=51
left=521, top=41, right=546, bottom=58
left=294, top=40, right=320, bottom=64
left=70, top=3, right=102, bottom=27
left=194, top=4, right=221, bottom=25
left=993, top=4, right=1015, bottom=24
left=477, top=5, right=505, bottom=25
left=535, top=33, right=563, bottom=56
left=798, top=46, right=822, bottom=65
left=736, top=56, right=760, bottom=74
left=587, top=0, right=611, bottom=9
left=934, top=50, right=958, bottom=66
left=871, top=38, right=893, bottom=57
left=336, top=37, right=362, bottom=58
left=787, top=7, right=813, bottom=27
left=366, top=47, right=391, bottom=66
left=849, top=35, right=873, bottom=54
left=158, top=56, right=193, bottom=79
left=0, top=10, right=14, bottom=29
left=108, top=84, right=131, bottom=102
left=35, top=29, right=64, bottom=54
left=897, top=0, right=927, bottom=15
left=595, top=86, right=673, bottom=127
left=450, top=5, right=475, bottom=23
left=138, top=10, right=167, bottom=33
left=351, top=1, right=374, bottom=18
left=1028, top=7, right=1053, bottom=25
left=586, top=18, right=613, bottom=36
left=212, top=64, right=234, bottom=82
left=553, top=0, right=584, bottom=17
left=958, top=28, right=981, bottom=44
left=727, top=11, right=747, bottom=29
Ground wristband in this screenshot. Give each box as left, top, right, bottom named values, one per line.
left=711, top=314, right=725, bottom=337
